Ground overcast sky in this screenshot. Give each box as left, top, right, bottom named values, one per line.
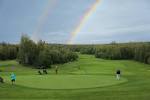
left=0, top=0, right=150, bottom=44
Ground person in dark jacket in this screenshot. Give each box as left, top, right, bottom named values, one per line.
left=0, top=77, right=4, bottom=83
left=116, top=70, right=121, bottom=80
left=43, top=69, right=48, bottom=74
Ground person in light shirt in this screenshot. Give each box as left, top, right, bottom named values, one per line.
left=116, top=70, right=121, bottom=80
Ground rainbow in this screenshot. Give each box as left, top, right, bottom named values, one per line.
left=67, top=0, right=101, bottom=44
left=32, top=0, right=57, bottom=42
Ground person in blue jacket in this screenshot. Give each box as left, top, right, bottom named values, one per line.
left=11, top=73, right=16, bottom=85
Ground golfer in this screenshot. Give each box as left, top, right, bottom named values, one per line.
left=116, top=70, right=121, bottom=80
left=11, top=73, right=16, bottom=85
left=55, top=66, right=58, bottom=74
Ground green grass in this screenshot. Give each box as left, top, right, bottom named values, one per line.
left=0, top=54, right=150, bottom=100
left=3, top=75, right=127, bottom=89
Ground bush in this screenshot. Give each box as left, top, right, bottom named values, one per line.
left=17, top=35, right=79, bottom=68
left=0, top=77, right=4, bottom=83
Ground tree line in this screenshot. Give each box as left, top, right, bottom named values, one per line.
left=0, top=36, right=149, bottom=66
left=0, top=43, right=18, bottom=60
left=0, top=35, right=78, bottom=68
left=68, top=42, right=150, bottom=64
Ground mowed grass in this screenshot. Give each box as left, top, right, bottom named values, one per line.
left=3, top=75, right=127, bottom=89
left=0, top=54, right=150, bottom=100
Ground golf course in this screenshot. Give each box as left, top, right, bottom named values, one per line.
left=0, top=0, right=150, bottom=99
left=1, top=54, right=150, bottom=100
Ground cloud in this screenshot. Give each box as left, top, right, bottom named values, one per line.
left=38, top=31, right=69, bottom=43
left=0, top=0, right=150, bottom=44
left=72, top=0, right=150, bottom=44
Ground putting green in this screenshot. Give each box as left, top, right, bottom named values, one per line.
left=4, top=75, right=127, bottom=89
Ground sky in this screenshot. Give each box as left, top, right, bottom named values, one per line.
left=0, top=0, right=150, bottom=44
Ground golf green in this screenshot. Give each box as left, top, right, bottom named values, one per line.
left=4, top=75, right=127, bottom=89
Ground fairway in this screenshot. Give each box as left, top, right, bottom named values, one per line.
left=4, top=75, right=127, bottom=89
left=1, top=54, right=150, bottom=100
